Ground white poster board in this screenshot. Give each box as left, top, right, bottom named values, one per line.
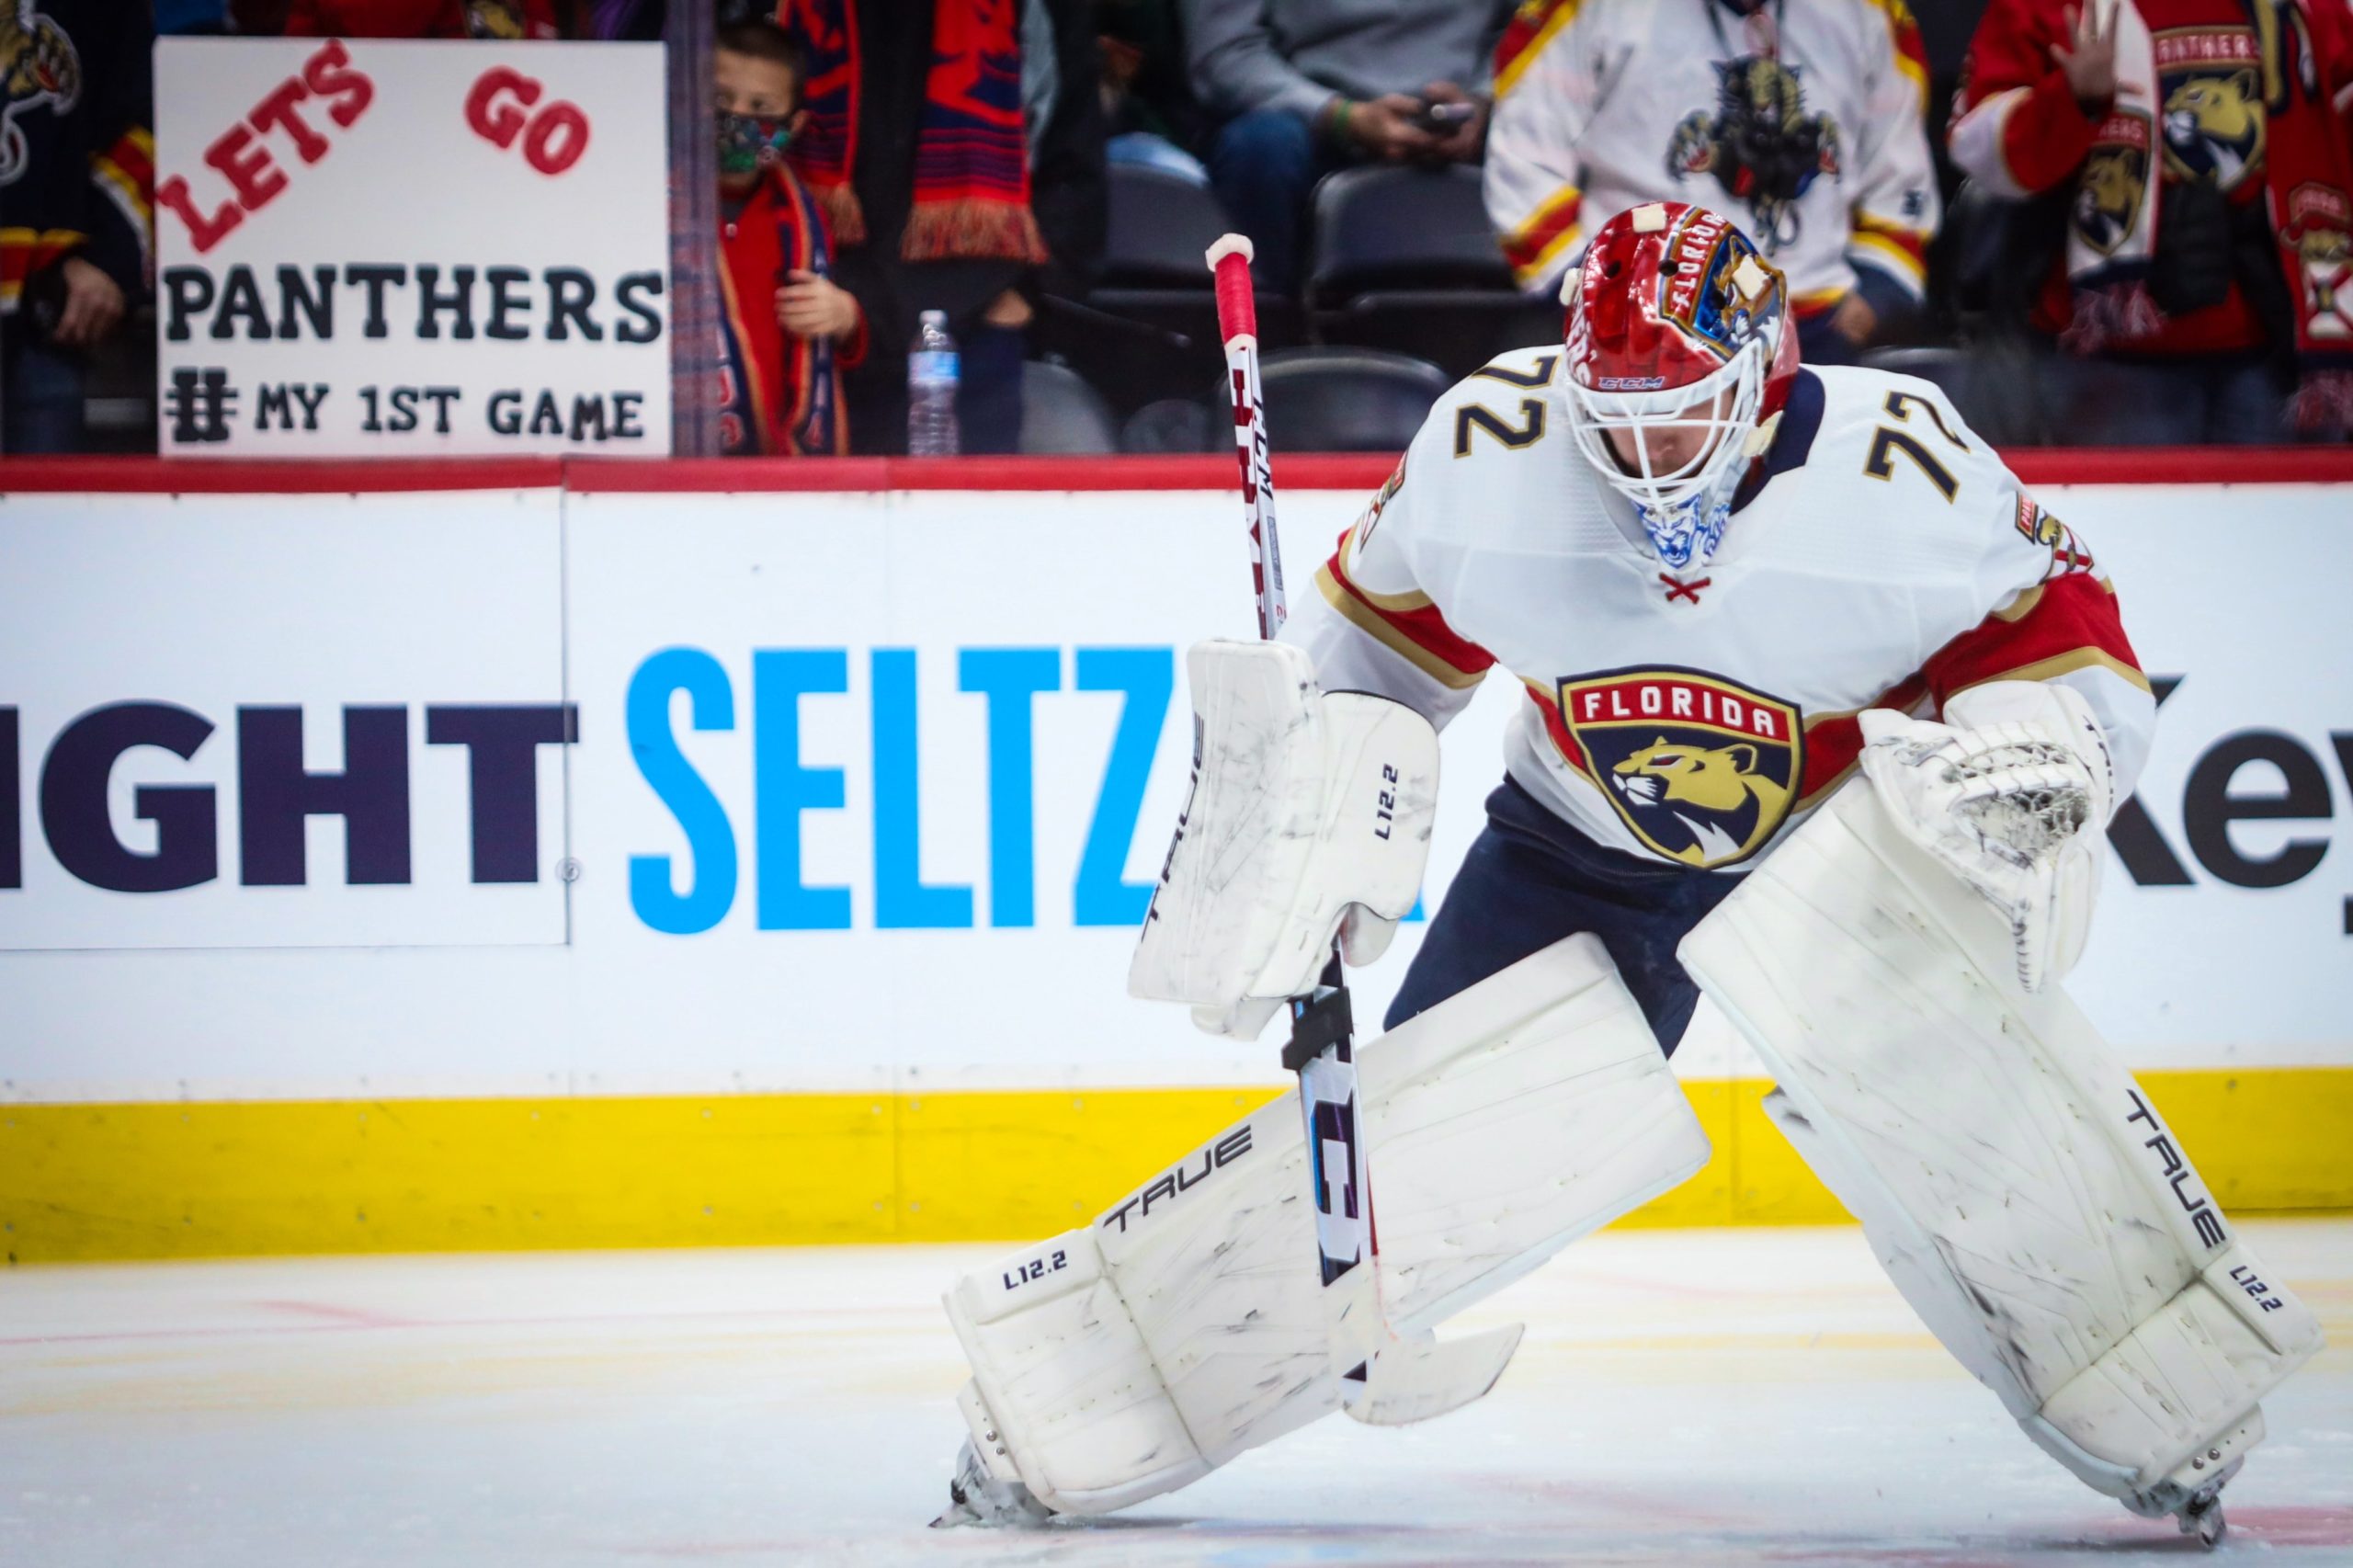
left=151, top=39, right=671, bottom=457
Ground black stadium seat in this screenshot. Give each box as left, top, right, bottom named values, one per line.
left=1305, top=165, right=1559, bottom=380
left=1019, top=361, right=1120, bottom=455
left=1099, top=164, right=1233, bottom=289
left=1040, top=164, right=1296, bottom=419
left=1859, top=344, right=2051, bottom=449
left=1256, top=347, right=1452, bottom=454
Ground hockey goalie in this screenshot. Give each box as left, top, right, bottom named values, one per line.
left=935, top=201, right=2323, bottom=1543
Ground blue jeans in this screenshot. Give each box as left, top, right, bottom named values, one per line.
left=1385, top=778, right=1746, bottom=1053
left=1108, top=131, right=1211, bottom=187
left=957, top=323, right=1025, bottom=456
left=1207, top=108, right=1347, bottom=291
left=2, top=327, right=87, bottom=453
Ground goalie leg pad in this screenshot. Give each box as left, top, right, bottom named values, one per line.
left=1680, top=781, right=2323, bottom=1518
left=946, top=933, right=1709, bottom=1516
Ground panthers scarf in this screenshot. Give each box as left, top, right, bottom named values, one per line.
left=2066, top=0, right=2353, bottom=429
left=716, top=166, right=855, bottom=457
left=778, top=0, right=1049, bottom=264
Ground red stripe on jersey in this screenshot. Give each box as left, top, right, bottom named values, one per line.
left=1325, top=530, right=1496, bottom=681
left=1525, top=684, right=1591, bottom=775
left=1891, top=2, right=1930, bottom=85
left=1953, top=4, right=2100, bottom=195
left=1499, top=186, right=1584, bottom=278
left=101, top=130, right=155, bottom=194
left=1923, top=571, right=2148, bottom=706
left=1850, top=214, right=1928, bottom=266
left=1799, top=674, right=1929, bottom=803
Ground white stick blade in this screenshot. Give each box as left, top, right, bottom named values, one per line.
left=1347, top=1324, right=1526, bottom=1426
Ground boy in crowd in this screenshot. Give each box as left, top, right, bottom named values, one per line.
left=714, top=19, right=868, bottom=456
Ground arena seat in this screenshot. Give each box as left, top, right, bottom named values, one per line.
left=1256, top=347, right=1452, bottom=453
left=1048, top=165, right=1295, bottom=418
left=1120, top=396, right=1214, bottom=455
left=1305, top=166, right=1553, bottom=379
left=1019, top=361, right=1121, bottom=455
left=1859, top=344, right=2051, bottom=449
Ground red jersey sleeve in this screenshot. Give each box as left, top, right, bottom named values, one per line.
left=1948, top=0, right=2103, bottom=197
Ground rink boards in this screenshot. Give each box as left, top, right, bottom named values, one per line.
left=3, top=452, right=2350, bottom=1260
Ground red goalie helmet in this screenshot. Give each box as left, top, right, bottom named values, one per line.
left=1563, top=202, right=1798, bottom=569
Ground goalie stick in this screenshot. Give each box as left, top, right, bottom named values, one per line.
left=1208, top=235, right=1518, bottom=1426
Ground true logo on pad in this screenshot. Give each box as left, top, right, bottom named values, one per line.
left=1558, top=667, right=1802, bottom=869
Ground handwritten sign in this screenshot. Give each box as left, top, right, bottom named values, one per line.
left=153, top=39, right=671, bottom=456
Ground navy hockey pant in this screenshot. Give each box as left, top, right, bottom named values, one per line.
left=1382, top=778, right=1746, bottom=1054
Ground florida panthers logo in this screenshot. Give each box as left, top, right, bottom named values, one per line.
left=1666, top=56, right=1840, bottom=254
left=2073, top=114, right=2153, bottom=257
left=2160, top=65, right=2266, bottom=190
left=0, top=3, right=78, bottom=187
left=1561, top=669, right=1802, bottom=868
left=2282, top=183, right=2353, bottom=341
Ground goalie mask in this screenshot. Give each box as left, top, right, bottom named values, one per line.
left=1563, top=202, right=1797, bottom=572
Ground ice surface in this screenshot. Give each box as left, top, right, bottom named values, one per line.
left=4, top=1222, right=2348, bottom=1567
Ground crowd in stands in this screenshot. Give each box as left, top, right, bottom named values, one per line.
left=6, top=0, right=2351, bottom=455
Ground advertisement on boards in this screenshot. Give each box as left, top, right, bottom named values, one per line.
left=151, top=40, right=670, bottom=457
left=1, top=478, right=2348, bottom=1098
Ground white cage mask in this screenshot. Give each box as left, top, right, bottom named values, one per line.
left=1564, top=336, right=1768, bottom=573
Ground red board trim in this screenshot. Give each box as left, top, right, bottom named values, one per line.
left=2, top=449, right=2349, bottom=494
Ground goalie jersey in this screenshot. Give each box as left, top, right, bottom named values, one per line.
left=1280, top=354, right=2157, bottom=874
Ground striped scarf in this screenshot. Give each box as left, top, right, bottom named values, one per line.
left=778, top=0, right=1049, bottom=264
left=2064, top=0, right=2353, bottom=429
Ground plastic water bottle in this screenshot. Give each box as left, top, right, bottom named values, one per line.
left=907, top=311, right=961, bottom=457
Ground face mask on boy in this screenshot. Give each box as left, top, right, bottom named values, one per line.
left=717, top=111, right=793, bottom=177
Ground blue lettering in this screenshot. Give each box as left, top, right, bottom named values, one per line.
left=960, top=648, right=1059, bottom=928
left=627, top=648, right=736, bottom=935
left=1074, top=647, right=1171, bottom=927
left=754, top=649, right=852, bottom=930
left=871, top=649, right=972, bottom=929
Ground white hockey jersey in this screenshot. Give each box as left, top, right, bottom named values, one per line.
left=1280, top=352, right=2157, bottom=873
left=1484, top=0, right=1940, bottom=307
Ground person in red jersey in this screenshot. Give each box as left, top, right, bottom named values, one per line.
left=1949, top=0, right=2353, bottom=440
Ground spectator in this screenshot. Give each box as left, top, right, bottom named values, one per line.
left=280, top=0, right=556, bottom=37
left=0, top=0, right=153, bottom=454
left=1187, top=0, right=1516, bottom=290
left=1100, top=0, right=1212, bottom=184
left=713, top=19, right=866, bottom=456
left=1485, top=0, right=1940, bottom=366
left=1949, top=0, right=2353, bottom=442
left=778, top=0, right=1106, bottom=456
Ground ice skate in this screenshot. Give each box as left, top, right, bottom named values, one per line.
left=930, top=1438, right=1055, bottom=1529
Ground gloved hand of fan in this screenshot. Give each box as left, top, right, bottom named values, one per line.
left=1858, top=681, right=2115, bottom=993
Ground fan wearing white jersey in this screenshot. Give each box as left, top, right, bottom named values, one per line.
left=1286, top=199, right=2154, bottom=1040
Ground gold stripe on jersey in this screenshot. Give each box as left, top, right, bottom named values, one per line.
left=1317, top=564, right=1487, bottom=689
left=1336, top=528, right=1435, bottom=612
left=1947, top=646, right=2154, bottom=698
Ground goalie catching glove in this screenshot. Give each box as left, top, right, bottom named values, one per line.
left=1129, top=640, right=1438, bottom=1038
left=1859, top=680, right=2117, bottom=993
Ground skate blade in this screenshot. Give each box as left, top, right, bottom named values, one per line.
left=927, top=1502, right=979, bottom=1530
left=2179, top=1498, right=2226, bottom=1550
